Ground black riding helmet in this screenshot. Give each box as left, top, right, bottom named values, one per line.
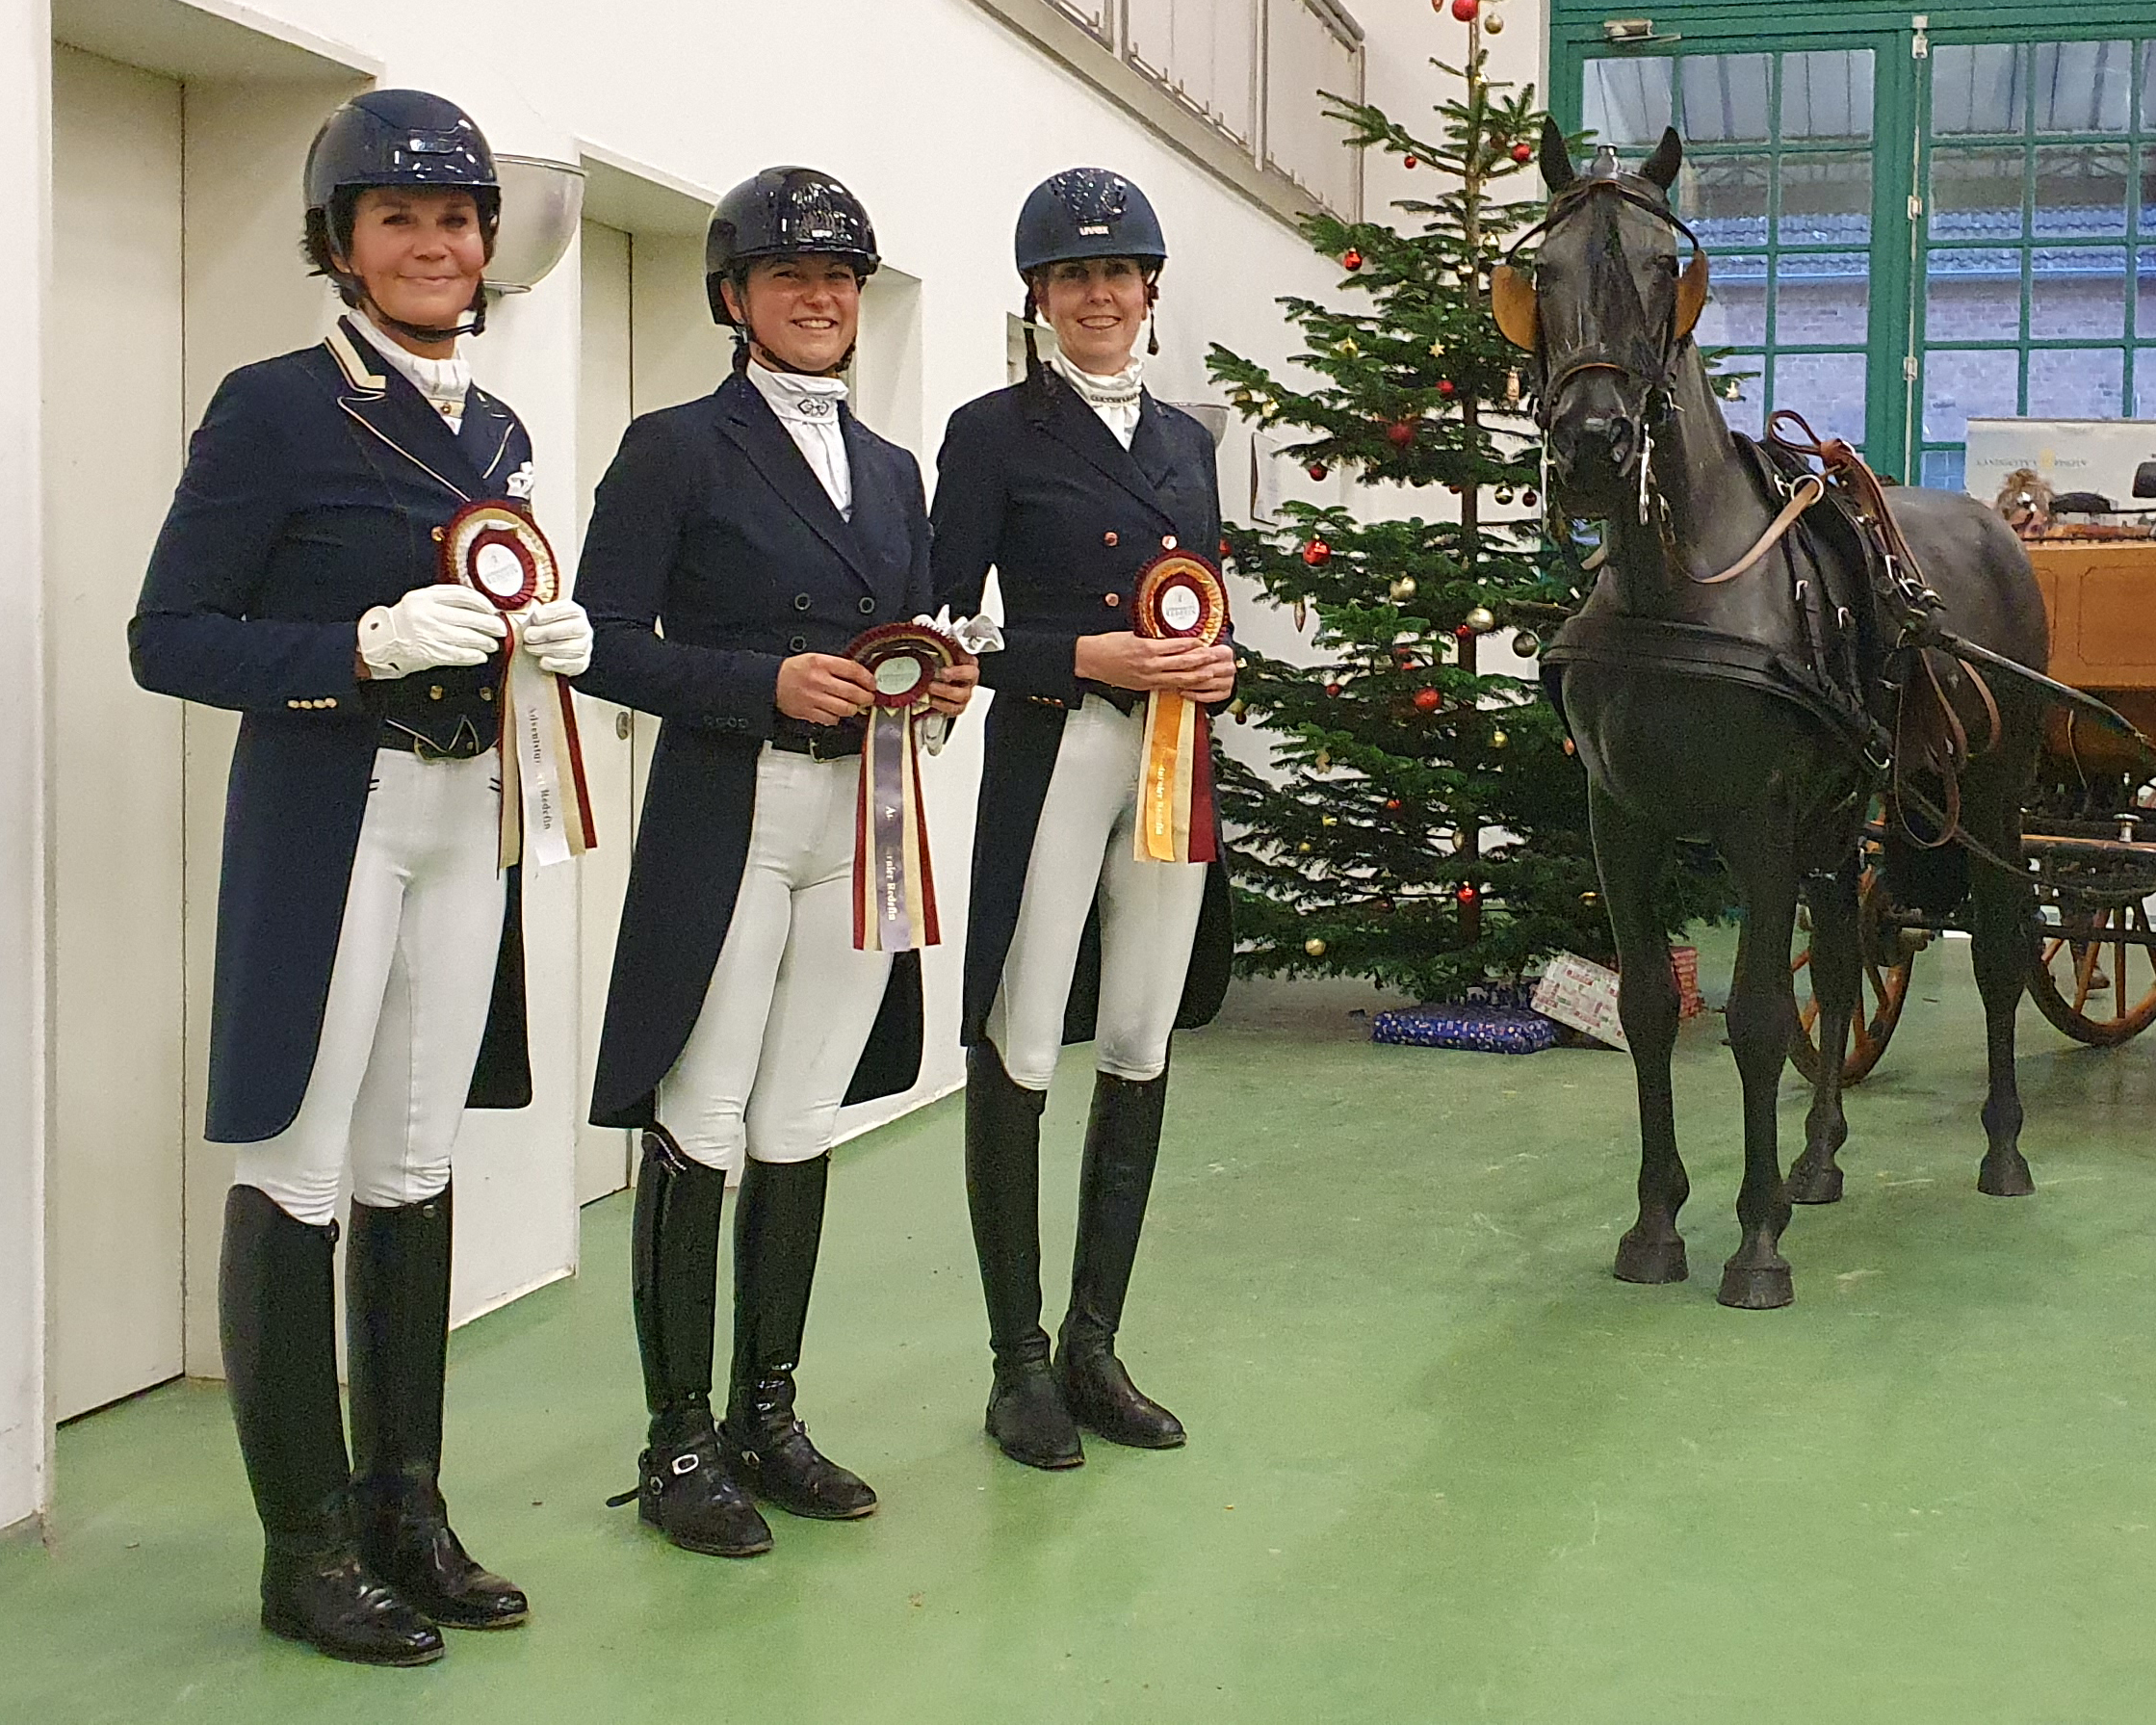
left=302, top=89, right=500, bottom=342
left=705, top=168, right=879, bottom=328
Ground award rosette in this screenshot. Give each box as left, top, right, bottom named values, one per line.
left=1130, top=549, right=1229, bottom=865
left=847, top=621, right=960, bottom=953
left=438, top=500, right=597, bottom=872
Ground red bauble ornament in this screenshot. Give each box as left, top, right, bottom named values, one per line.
left=1413, top=688, right=1442, bottom=714
left=1219, top=537, right=1232, bottom=559
left=1324, top=682, right=1343, bottom=698
left=1404, top=154, right=1419, bottom=170
left=1308, top=461, right=1329, bottom=481
left=1451, top=0, right=1478, bottom=19
left=1385, top=797, right=1404, bottom=812
left=1386, top=420, right=1416, bottom=449
left=1512, top=142, right=1535, bottom=164
left=1302, top=537, right=1333, bottom=567
left=1522, top=488, right=1539, bottom=507
left=1342, top=248, right=1364, bottom=272
left=1457, top=882, right=1481, bottom=905
left=1438, top=379, right=1457, bottom=399
left=1454, top=622, right=1475, bottom=640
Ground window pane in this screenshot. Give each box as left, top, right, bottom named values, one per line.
left=1675, top=154, right=1769, bottom=247
left=1928, top=248, right=2023, bottom=342
left=1931, top=147, right=2025, bottom=239
left=2033, top=41, right=2134, bottom=134
left=2138, top=351, right=2156, bottom=415
left=1778, top=151, right=1871, bottom=245
left=2033, top=144, right=2130, bottom=238
left=1695, top=266, right=1766, bottom=349
left=2145, top=43, right=2156, bottom=133
left=1775, top=351, right=1867, bottom=443
left=2032, top=247, right=2128, bottom=338
left=1775, top=252, right=1870, bottom=343
left=1679, top=54, right=1772, bottom=144
left=1925, top=348, right=2021, bottom=440
left=2028, top=347, right=2123, bottom=418
left=1933, top=44, right=2025, bottom=136
left=1921, top=448, right=1968, bottom=491
left=1714, top=355, right=1766, bottom=438
left=1781, top=50, right=1874, bottom=140
left=2139, top=248, right=2155, bottom=341
left=1582, top=57, right=1673, bottom=145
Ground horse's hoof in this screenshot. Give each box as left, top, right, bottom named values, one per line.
left=1978, top=1153, right=2035, bottom=1198
left=1614, top=1230, right=1688, bottom=1285
left=1784, top=1163, right=1844, bottom=1206
left=1717, top=1257, right=1795, bottom=1310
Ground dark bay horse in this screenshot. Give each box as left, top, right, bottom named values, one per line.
left=1501, top=122, right=2049, bottom=1308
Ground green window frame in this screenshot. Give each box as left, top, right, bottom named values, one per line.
left=1548, top=1, right=2156, bottom=490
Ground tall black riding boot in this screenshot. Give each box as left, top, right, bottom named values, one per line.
left=347, top=1187, right=528, bottom=1630
left=219, top=1185, right=442, bottom=1667
left=615, top=1127, right=772, bottom=1556
left=965, top=1041, right=1082, bottom=1470
left=1055, top=1069, right=1186, bottom=1449
left=721, top=1156, right=876, bottom=1520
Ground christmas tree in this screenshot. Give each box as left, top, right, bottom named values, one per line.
left=1208, top=10, right=1664, bottom=1005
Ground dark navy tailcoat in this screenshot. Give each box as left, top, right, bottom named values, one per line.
left=929, top=376, right=1234, bottom=1051
left=130, top=318, right=533, bottom=1145
left=575, top=371, right=933, bottom=1130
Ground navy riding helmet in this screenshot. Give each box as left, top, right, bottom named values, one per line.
left=1014, top=168, right=1167, bottom=278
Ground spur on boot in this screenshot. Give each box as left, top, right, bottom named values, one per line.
left=616, top=1425, right=774, bottom=1557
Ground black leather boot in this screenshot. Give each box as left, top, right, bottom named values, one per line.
left=614, top=1128, right=772, bottom=1557
left=220, top=1185, right=443, bottom=1667
left=1055, top=1070, right=1186, bottom=1450
left=965, top=1042, right=1082, bottom=1470
left=347, top=1187, right=528, bottom=1630
left=721, top=1157, right=876, bottom=1520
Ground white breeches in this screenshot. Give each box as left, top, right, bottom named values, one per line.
left=987, top=695, right=1208, bottom=1092
left=234, top=750, right=506, bottom=1228
left=660, top=746, right=896, bottom=1173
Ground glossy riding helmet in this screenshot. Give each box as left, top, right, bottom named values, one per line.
left=1013, top=168, right=1168, bottom=369
left=705, top=168, right=879, bottom=373
left=302, top=89, right=502, bottom=343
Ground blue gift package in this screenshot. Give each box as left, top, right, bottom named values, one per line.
left=1369, top=983, right=1561, bottom=1055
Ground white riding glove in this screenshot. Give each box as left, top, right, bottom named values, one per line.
left=357, top=585, right=507, bottom=680
left=520, top=598, right=594, bottom=678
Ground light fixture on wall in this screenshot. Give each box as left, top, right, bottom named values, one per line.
left=488, top=154, right=585, bottom=294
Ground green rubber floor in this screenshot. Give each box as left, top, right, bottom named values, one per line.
left=7, top=934, right=2156, bottom=1724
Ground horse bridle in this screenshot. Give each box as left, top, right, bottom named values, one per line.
left=1492, top=175, right=1711, bottom=523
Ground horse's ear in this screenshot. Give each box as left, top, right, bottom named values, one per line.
left=1642, top=126, right=1683, bottom=191
left=1675, top=249, right=1710, bottom=339
left=1540, top=116, right=1576, bottom=192
left=1491, top=264, right=1539, bottom=351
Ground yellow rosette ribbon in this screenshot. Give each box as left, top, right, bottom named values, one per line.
left=1131, top=550, right=1230, bottom=865
left=438, top=500, right=597, bottom=871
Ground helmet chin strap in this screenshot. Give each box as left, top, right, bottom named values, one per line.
left=337, top=265, right=489, bottom=347
left=744, top=335, right=853, bottom=379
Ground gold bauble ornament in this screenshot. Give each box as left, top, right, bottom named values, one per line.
left=1297, top=841, right=1312, bottom=854
left=1321, top=814, right=1338, bottom=828
left=1304, top=936, right=1329, bottom=957
left=1338, top=337, right=1361, bottom=356
left=1490, top=729, right=1509, bottom=748
left=1390, top=576, right=1417, bottom=601
left=1485, top=9, right=1504, bottom=31
left=1465, top=605, right=1497, bottom=633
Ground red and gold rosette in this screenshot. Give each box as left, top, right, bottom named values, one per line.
left=847, top=621, right=959, bottom=953
left=1131, top=549, right=1229, bottom=865
left=439, top=500, right=597, bottom=872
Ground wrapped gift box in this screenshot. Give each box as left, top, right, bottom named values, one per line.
left=1371, top=982, right=1561, bottom=1055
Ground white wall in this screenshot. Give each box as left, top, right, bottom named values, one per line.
left=1, top=0, right=52, bottom=1536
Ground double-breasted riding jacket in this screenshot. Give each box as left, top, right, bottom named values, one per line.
left=929, top=375, right=1234, bottom=1050
left=576, top=369, right=934, bottom=1129
left=130, top=317, right=532, bottom=1144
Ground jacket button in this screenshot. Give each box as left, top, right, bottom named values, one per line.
left=324, top=698, right=338, bottom=710
left=1104, top=531, right=1119, bottom=547
left=481, top=688, right=494, bottom=701
left=429, top=686, right=445, bottom=700
left=794, top=593, right=812, bottom=611
left=858, top=597, right=876, bottom=614
left=1104, top=593, right=1121, bottom=608
left=1161, top=535, right=1178, bottom=550
left=790, top=635, right=808, bottom=652
left=287, top=699, right=299, bottom=709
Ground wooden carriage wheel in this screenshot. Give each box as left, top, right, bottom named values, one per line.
left=2027, top=899, right=2156, bottom=1046
left=1788, top=863, right=1918, bottom=1085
